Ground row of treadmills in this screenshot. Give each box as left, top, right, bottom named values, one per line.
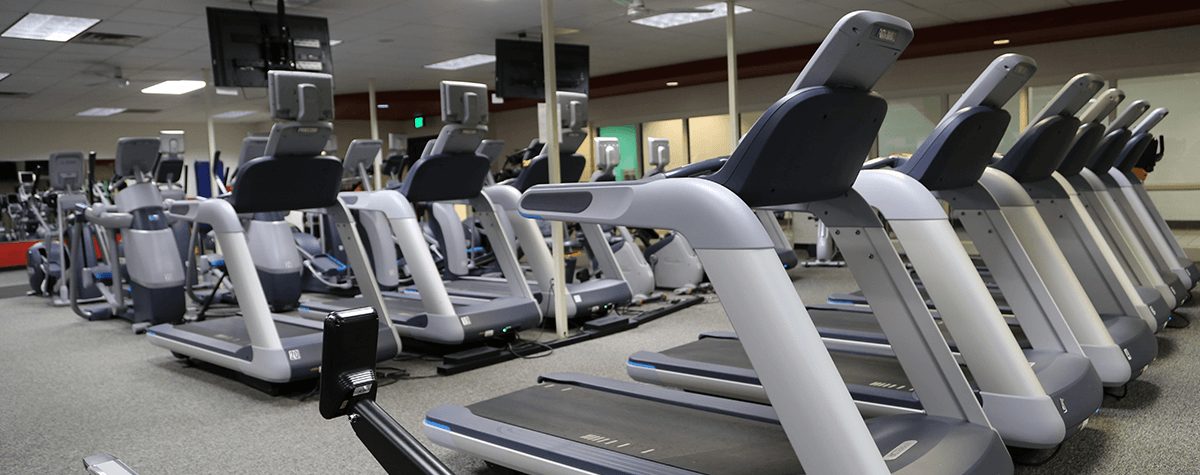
left=313, top=10, right=1196, bottom=475
left=141, top=68, right=644, bottom=389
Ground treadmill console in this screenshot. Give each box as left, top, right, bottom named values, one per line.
left=319, top=307, right=381, bottom=420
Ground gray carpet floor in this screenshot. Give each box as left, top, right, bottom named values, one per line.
left=1, top=264, right=1197, bottom=474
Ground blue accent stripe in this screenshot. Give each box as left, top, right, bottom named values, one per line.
left=826, top=299, right=854, bottom=304
left=424, top=419, right=450, bottom=432
left=518, top=212, right=542, bottom=220
left=326, top=255, right=348, bottom=272
left=627, top=361, right=656, bottom=370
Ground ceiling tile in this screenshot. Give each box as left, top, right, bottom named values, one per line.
left=88, top=20, right=172, bottom=37
left=109, top=8, right=194, bottom=26
left=27, top=0, right=126, bottom=19
left=933, top=1, right=1008, bottom=22
left=0, top=0, right=41, bottom=13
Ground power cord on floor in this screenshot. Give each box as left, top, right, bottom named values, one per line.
left=391, top=353, right=442, bottom=363
left=505, top=336, right=555, bottom=359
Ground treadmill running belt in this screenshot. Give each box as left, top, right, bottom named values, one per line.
left=657, top=337, right=978, bottom=409
left=806, top=307, right=1031, bottom=350
left=467, top=383, right=805, bottom=474
left=181, top=316, right=315, bottom=346
left=442, top=278, right=542, bottom=299
left=319, top=294, right=459, bottom=317
left=451, top=376, right=1008, bottom=474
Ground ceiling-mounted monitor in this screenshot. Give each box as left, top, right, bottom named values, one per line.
left=495, top=38, right=589, bottom=100
left=206, top=6, right=333, bottom=88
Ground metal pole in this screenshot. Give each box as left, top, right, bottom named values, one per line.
left=368, top=78, right=382, bottom=190
left=1019, top=87, right=1030, bottom=132
left=542, top=0, right=568, bottom=339
left=203, top=68, right=218, bottom=198
left=726, top=0, right=739, bottom=151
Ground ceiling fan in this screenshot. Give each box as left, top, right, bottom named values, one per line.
left=85, top=66, right=145, bottom=88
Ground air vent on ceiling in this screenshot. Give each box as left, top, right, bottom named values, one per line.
left=0, top=92, right=30, bottom=98
left=73, top=32, right=147, bottom=47
left=122, top=109, right=161, bottom=114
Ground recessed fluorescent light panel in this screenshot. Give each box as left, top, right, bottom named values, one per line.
left=329, top=39, right=343, bottom=46
left=2, top=13, right=100, bottom=42
left=214, top=87, right=239, bottom=96
left=632, top=3, right=751, bottom=29
left=76, top=107, right=126, bottom=117
left=213, top=110, right=257, bottom=119
left=424, top=54, right=496, bottom=71
left=142, top=80, right=205, bottom=95
left=0, top=73, right=9, bottom=81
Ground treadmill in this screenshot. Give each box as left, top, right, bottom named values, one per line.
left=1101, top=110, right=1199, bottom=291
left=299, top=81, right=542, bottom=345
left=1067, top=107, right=1187, bottom=309
left=813, top=79, right=1156, bottom=386
left=477, top=98, right=636, bottom=319
left=418, top=95, right=636, bottom=318
left=628, top=56, right=1104, bottom=449
left=426, top=12, right=1014, bottom=475
left=1014, top=99, right=1172, bottom=331
left=145, top=72, right=400, bottom=388
left=1072, top=106, right=1192, bottom=303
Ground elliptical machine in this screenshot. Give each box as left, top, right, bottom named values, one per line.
left=71, top=137, right=187, bottom=333
left=584, top=137, right=661, bottom=303
left=638, top=137, right=707, bottom=292
left=26, top=151, right=105, bottom=304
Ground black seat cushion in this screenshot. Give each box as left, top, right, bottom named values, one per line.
left=512, top=153, right=586, bottom=192
left=895, top=106, right=1010, bottom=191
left=1083, top=129, right=1133, bottom=175
left=704, top=86, right=886, bottom=207
left=1057, top=122, right=1105, bottom=177
left=992, top=115, right=1079, bottom=182
left=225, top=155, right=343, bottom=213
left=1114, top=132, right=1154, bottom=174
left=399, top=151, right=491, bottom=202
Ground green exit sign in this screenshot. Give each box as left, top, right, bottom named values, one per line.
left=414, top=117, right=424, bottom=128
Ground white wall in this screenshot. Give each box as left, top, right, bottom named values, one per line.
left=4, top=24, right=1200, bottom=216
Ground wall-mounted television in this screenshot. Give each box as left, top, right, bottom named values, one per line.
left=207, top=6, right=333, bottom=88
left=495, top=39, right=589, bottom=100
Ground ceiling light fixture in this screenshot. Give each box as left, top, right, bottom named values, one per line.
left=424, top=54, right=496, bottom=71
left=2, top=13, right=101, bottom=42
left=214, top=87, right=239, bottom=96
left=330, top=39, right=343, bottom=46
left=142, top=80, right=205, bottom=95
left=666, top=81, right=679, bottom=87
left=632, top=3, right=751, bottom=29
left=213, top=110, right=257, bottom=119
left=0, top=73, right=9, bottom=82
left=993, top=38, right=1010, bottom=45
left=377, top=104, right=388, bottom=108
left=76, top=107, right=126, bottom=117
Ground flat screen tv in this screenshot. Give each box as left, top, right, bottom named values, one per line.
left=495, top=39, right=589, bottom=99
left=207, top=6, right=333, bottom=88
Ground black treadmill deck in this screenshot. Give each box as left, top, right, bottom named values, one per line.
left=430, top=374, right=1010, bottom=475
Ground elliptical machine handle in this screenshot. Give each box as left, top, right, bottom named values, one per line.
left=82, top=204, right=133, bottom=229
